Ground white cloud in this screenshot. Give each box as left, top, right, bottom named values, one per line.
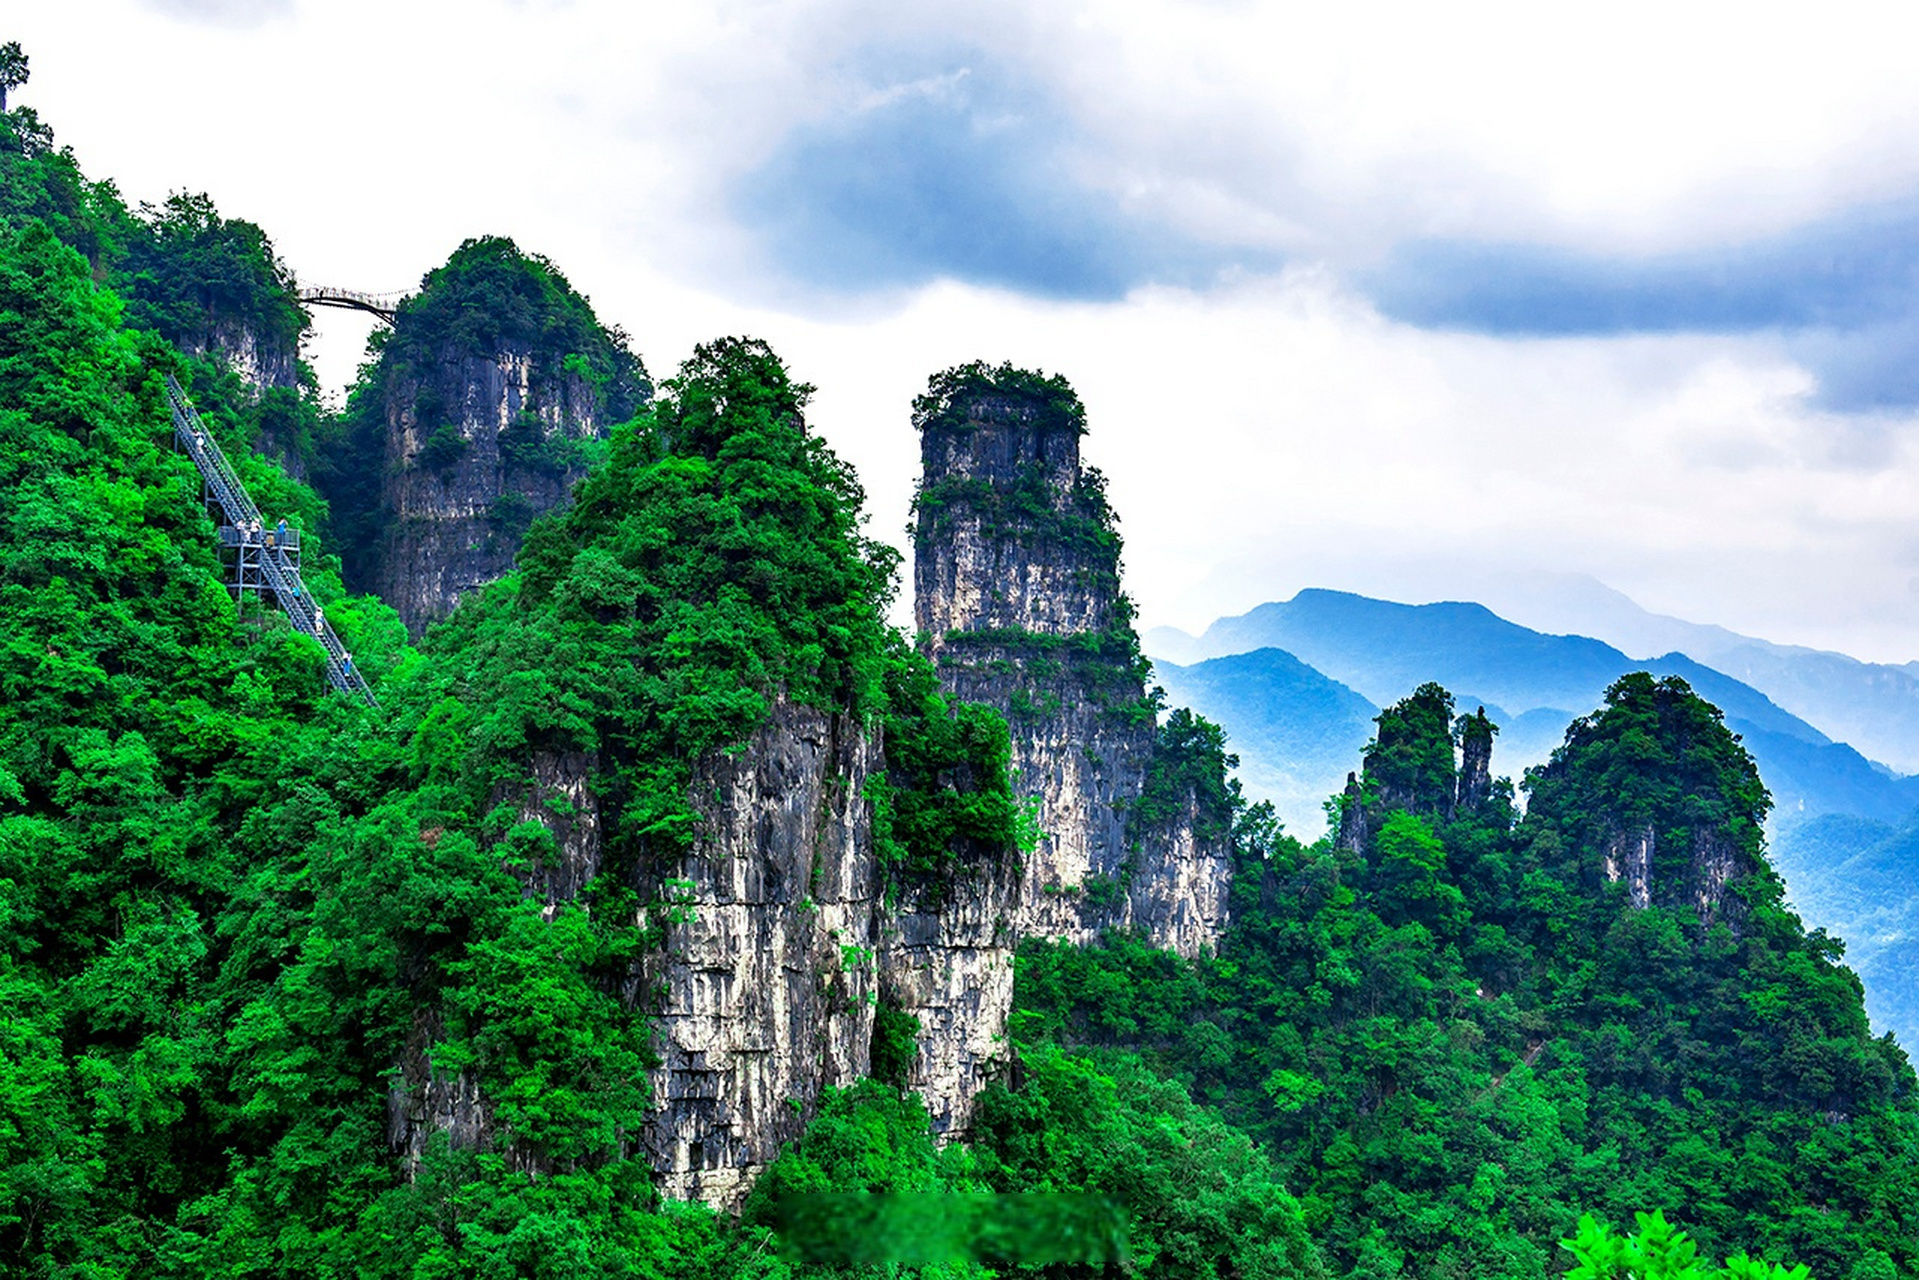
left=13, top=0, right=1919, bottom=664
left=137, top=0, right=295, bottom=27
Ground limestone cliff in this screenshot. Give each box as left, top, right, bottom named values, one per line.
left=376, top=341, right=610, bottom=633
left=387, top=702, right=884, bottom=1206
left=179, top=316, right=300, bottom=396
left=112, top=192, right=312, bottom=474
left=389, top=359, right=1236, bottom=1209
left=190, top=318, right=312, bottom=480
left=635, top=702, right=883, bottom=1205
left=910, top=363, right=1233, bottom=959
left=323, top=236, right=648, bottom=636
left=1455, top=706, right=1496, bottom=814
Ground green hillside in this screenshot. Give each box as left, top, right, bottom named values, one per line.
left=1, top=69, right=1912, bottom=1280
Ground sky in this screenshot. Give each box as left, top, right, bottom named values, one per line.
left=12, top=0, right=1919, bottom=662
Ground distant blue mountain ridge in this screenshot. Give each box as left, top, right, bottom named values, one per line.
left=1146, top=589, right=1919, bottom=837
left=1144, top=588, right=1919, bottom=1047
left=1155, top=573, right=1919, bottom=773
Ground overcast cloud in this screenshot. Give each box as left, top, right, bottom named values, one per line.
left=12, top=0, right=1919, bottom=661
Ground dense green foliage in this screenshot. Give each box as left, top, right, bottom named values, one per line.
left=746, top=1050, right=1327, bottom=1278
left=4, top=69, right=1914, bottom=1280
left=1562, top=1211, right=1813, bottom=1280
left=0, top=181, right=1029, bottom=1271
left=2, top=99, right=306, bottom=370
left=1361, top=681, right=1459, bottom=817
left=0, top=101, right=129, bottom=266
left=0, top=204, right=412, bottom=1276
left=1527, top=673, right=1771, bottom=908
left=1014, top=675, right=1919, bottom=1278
left=911, top=360, right=1087, bottom=438
left=1132, top=706, right=1241, bottom=847
left=867, top=638, right=1025, bottom=890
left=114, top=191, right=308, bottom=362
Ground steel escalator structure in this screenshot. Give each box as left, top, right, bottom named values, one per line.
left=164, top=375, right=377, bottom=707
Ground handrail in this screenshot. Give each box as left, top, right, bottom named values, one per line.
left=165, top=375, right=378, bottom=707
left=296, top=285, right=404, bottom=324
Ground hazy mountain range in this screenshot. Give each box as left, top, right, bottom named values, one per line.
left=1146, top=588, right=1919, bottom=835
left=1144, top=586, right=1919, bottom=1047
left=1253, top=571, right=1919, bottom=775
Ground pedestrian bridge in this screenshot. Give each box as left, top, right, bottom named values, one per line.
left=296, top=284, right=405, bottom=325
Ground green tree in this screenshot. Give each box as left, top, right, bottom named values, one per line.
left=1562, top=1211, right=1809, bottom=1280
left=0, top=41, right=27, bottom=113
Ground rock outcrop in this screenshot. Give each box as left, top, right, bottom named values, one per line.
left=388, top=361, right=1239, bottom=1209
left=376, top=342, right=608, bottom=634
left=1531, top=673, right=1767, bottom=928
left=1455, top=705, right=1496, bottom=813
left=636, top=702, right=883, bottom=1206
left=1602, top=823, right=1655, bottom=910
left=330, top=236, right=649, bottom=636
left=182, top=316, right=299, bottom=396
left=910, top=365, right=1232, bottom=959
left=877, top=858, right=1022, bottom=1141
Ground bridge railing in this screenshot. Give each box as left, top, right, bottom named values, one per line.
left=296, top=284, right=405, bottom=323
left=164, top=374, right=378, bottom=707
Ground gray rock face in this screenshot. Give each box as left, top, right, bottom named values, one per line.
left=184, top=316, right=300, bottom=396
left=184, top=318, right=308, bottom=479
left=1600, top=822, right=1745, bottom=924
left=636, top=702, right=882, bottom=1208
left=915, top=399, right=1112, bottom=638
left=518, top=750, right=604, bottom=908
left=1603, top=823, right=1655, bottom=910
left=388, top=1008, right=492, bottom=1171
left=378, top=343, right=605, bottom=637
left=1335, top=772, right=1368, bottom=854
left=386, top=702, right=887, bottom=1207
left=1691, top=827, right=1739, bottom=925
left=1456, top=709, right=1494, bottom=813
left=914, top=384, right=1231, bottom=961
left=877, top=853, right=1024, bottom=1142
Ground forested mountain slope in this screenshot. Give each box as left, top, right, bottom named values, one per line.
left=1016, top=679, right=1919, bottom=1279
left=2, top=64, right=1913, bottom=1280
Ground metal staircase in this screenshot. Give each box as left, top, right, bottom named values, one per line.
left=164, top=375, right=378, bottom=707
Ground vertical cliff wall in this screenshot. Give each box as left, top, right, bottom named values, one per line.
left=910, top=364, right=1232, bottom=959
left=320, top=236, right=648, bottom=635
left=877, top=846, right=1025, bottom=1145
left=376, top=342, right=607, bottom=632
left=636, top=702, right=883, bottom=1206
left=178, top=318, right=300, bottom=395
